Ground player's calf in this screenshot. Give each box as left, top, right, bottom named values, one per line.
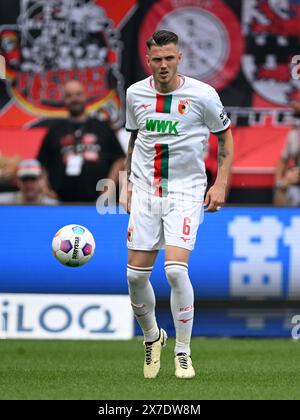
left=127, top=264, right=159, bottom=343
left=165, top=262, right=194, bottom=355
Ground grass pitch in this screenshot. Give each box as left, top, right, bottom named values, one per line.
left=0, top=338, right=299, bottom=400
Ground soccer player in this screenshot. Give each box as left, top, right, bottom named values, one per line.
left=120, top=30, right=234, bottom=379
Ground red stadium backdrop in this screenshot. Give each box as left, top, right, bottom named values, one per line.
left=0, top=0, right=299, bottom=191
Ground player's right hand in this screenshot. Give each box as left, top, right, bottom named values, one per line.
left=120, top=181, right=132, bottom=213
left=204, top=184, right=225, bottom=212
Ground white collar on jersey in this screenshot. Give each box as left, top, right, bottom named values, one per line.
left=149, top=74, right=185, bottom=93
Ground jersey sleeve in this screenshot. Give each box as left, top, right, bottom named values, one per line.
left=204, top=90, right=231, bottom=134
left=125, top=89, right=138, bottom=132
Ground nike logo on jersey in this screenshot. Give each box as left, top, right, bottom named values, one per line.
left=146, top=119, right=179, bottom=135
left=140, top=104, right=151, bottom=109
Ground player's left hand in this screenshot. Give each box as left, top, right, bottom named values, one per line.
left=204, top=184, right=226, bottom=212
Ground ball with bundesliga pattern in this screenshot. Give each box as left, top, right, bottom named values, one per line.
left=52, top=224, right=96, bottom=267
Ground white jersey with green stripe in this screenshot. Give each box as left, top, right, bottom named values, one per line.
left=126, top=75, right=231, bottom=202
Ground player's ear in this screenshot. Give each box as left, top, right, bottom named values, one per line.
left=178, top=51, right=182, bottom=64
left=146, top=54, right=151, bottom=67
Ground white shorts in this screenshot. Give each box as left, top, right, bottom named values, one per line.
left=127, top=184, right=204, bottom=251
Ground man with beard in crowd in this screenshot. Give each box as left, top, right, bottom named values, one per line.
left=37, top=80, right=124, bottom=203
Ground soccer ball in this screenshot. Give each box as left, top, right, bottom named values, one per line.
left=52, top=224, right=96, bottom=267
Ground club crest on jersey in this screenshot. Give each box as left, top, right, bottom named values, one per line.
left=127, top=226, right=134, bottom=242
left=178, top=99, right=190, bottom=115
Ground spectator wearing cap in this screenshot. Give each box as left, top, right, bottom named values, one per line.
left=0, top=159, right=59, bottom=205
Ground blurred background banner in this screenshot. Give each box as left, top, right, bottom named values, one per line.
left=0, top=205, right=299, bottom=301
left=1, top=0, right=299, bottom=203
left=0, top=293, right=133, bottom=340
left=1, top=0, right=299, bottom=129
left=0, top=294, right=295, bottom=339
left=0, top=0, right=137, bottom=128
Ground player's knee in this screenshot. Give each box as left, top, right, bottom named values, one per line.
left=165, top=262, right=189, bottom=290
left=127, top=265, right=152, bottom=288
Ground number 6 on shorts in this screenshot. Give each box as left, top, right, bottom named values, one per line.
left=183, top=217, right=191, bottom=235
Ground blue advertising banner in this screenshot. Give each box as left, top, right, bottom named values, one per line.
left=155, top=307, right=297, bottom=338
left=0, top=206, right=299, bottom=300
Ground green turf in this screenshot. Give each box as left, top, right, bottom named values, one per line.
left=0, top=338, right=299, bottom=400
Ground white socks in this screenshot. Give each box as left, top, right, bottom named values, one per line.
left=127, top=264, right=159, bottom=342
left=127, top=261, right=194, bottom=354
left=165, top=261, right=194, bottom=355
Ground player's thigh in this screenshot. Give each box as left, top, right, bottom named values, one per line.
left=128, top=249, right=158, bottom=267
left=127, top=184, right=163, bottom=251
left=163, top=199, right=203, bottom=252
left=165, top=245, right=190, bottom=264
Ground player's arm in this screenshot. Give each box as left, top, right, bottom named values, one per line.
left=120, top=131, right=138, bottom=213
left=204, top=128, right=234, bottom=212
left=126, top=131, right=138, bottom=181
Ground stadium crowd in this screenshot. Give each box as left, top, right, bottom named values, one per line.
left=0, top=80, right=125, bottom=205
left=0, top=85, right=299, bottom=207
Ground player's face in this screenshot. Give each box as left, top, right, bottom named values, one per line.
left=17, top=177, right=42, bottom=201
left=147, top=43, right=182, bottom=91
left=64, top=81, right=87, bottom=117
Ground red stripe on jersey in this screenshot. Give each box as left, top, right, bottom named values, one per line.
left=156, top=94, right=165, bottom=113
left=154, top=143, right=163, bottom=197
